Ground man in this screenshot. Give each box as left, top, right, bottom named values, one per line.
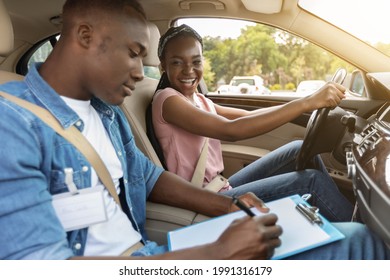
left=0, top=0, right=388, bottom=260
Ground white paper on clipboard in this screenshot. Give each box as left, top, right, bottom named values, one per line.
left=168, top=195, right=344, bottom=259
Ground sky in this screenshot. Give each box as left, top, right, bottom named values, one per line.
left=179, top=0, right=389, bottom=44
left=178, top=18, right=255, bottom=39
left=299, top=0, right=390, bottom=44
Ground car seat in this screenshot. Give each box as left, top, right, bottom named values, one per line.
left=120, top=22, right=208, bottom=245
left=0, top=0, right=23, bottom=83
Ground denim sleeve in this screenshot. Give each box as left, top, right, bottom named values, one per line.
left=130, top=241, right=168, bottom=256
left=141, top=150, right=164, bottom=197
left=0, top=99, right=73, bottom=259
left=124, top=135, right=164, bottom=198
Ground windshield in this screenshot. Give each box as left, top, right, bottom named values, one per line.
left=299, top=0, right=390, bottom=57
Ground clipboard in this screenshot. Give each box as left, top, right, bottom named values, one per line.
left=167, top=194, right=345, bottom=259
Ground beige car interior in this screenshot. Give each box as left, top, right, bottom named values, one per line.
left=119, top=20, right=297, bottom=243
left=0, top=0, right=22, bottom=83
left=0, top=0, right=344, bottom=245
left=3, top=0, right=387, bottom=246
left=120, top=22, right=211, bottom=244
left=0, top=1, right=211, bottom=244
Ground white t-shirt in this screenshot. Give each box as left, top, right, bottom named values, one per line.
left=61, top=96, right=141, bottom=256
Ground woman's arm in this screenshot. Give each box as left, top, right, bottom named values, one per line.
left=163, top=82, right=345, bottom=141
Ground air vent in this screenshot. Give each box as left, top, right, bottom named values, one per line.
left=357, top=125, right=381, bottom=155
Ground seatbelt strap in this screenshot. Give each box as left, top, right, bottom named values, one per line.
left=120, top=241, right=144, bottom=256
left=191, top=138, right=209, bottom=188
left=0, top=90, right=121, bottom=207
left=191, top=138, right=227, bottom=192
left=190, top=92, right=226, bottom=191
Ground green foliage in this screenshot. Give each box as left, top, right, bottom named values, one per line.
left=285, top=82, right=296, bottom=90
left=202, top=58, right=216, bottom=91
left=270, top=84, right=282, bottom=90
left=201, top=23, right=390, bottom=91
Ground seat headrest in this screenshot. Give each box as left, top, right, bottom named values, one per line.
left=144, top=22, right=160, bottom=67
left=0, top=0, right=14, bottom=56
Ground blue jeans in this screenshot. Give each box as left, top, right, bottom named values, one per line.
left=286, top=223, right=390, bottom=260
left=137, top=141, right=389, bottom=260
left=224, top=140, right=354, bottom=222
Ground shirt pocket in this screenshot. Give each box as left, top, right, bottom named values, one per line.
left=49, top=168, right=88, bottom=195
left=48, top=140, right=91, bottom=194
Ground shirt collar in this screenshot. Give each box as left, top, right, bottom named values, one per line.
left=25, top=63, right=115, bottom=128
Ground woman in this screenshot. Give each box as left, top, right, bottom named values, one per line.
left=152, top=24, right=353, bottom=222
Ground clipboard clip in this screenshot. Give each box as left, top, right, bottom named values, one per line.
left=301, top=193, right=312, bottom=202
left=296, top=203, right=323, bottom=225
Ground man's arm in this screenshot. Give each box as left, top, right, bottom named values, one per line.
left=72, top=170, right=282, bottom=260
left=148, top=171, right=268, bottom=217
left=72, top=213, right=282, bottom=260
left=0, top=100, right=74, bottom=260
left=148, top=171, right=230, bottom=216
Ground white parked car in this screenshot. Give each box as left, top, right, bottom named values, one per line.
left=296, top=80, right=326, bottom=96
left=228, top=75, right=271, bottom=95
left=216, top=84, right=230, bottom=94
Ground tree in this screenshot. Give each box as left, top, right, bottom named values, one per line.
left=202, top=22, right=359, bottom=90
left=202, top=58, right=216, bottom=91
left=203, top=36, right=233, bottom=87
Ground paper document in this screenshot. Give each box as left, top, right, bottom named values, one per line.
left=168, top=195, right=344, bottom=259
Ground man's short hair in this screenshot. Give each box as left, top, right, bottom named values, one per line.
left=62, top=0, right=146, bottom=22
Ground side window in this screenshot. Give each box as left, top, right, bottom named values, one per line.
left=27, top=40, right=54, bottom=69
left=177, top=18, right=361, bottom=98
left=18, top=35, right=160, bottom=80
left=144, top=66, right=161, bottom=80
left=349, top=71, right=365, bottom=97
left=17, top=35, right=58, bottom=75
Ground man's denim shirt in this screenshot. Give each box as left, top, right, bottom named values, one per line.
left=0, top=64, right=164, bottom=259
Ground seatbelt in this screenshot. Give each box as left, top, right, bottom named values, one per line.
left=191, top=138, right=209, bottom=187
left=0, top=91, right=121, bottom=207
left=0, top=91, right=150, bottom=255
left=197, top=78, right=209, bottom=95
left=191, top=138, right=228, bottom=192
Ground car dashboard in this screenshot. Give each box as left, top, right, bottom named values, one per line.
left=347, top=101, right=390, bottom=246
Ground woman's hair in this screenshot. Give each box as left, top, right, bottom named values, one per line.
left=155, top=24, right=203, bottom=91
left=158, top=24, right=203, bottom=60
left=155, top=72, right=171, bottom=92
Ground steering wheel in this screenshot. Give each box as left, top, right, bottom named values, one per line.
left=295, top=68, right=347, bottom=170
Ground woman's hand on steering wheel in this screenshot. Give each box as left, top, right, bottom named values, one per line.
left=295, top=68, right=348, bottom=170
left=305, top=82, right=346, bottom=111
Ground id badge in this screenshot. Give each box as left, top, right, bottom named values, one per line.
left=52, top=185, right=107, bottom=232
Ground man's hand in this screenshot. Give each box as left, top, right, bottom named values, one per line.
left=214, top=213, right=282, bottom=259
left=228, top=192, right=269, bottom=214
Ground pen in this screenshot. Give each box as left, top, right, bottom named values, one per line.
left=232, top=196, right=255, bottom=217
